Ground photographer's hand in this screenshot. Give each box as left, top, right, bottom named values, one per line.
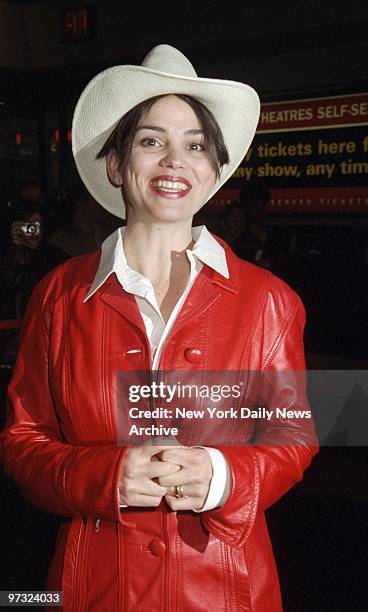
left=11, top=221, right=41, bottom=249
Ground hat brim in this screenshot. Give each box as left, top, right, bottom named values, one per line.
left=72, top=65, right=260, bottom=219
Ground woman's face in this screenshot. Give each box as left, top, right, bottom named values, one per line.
left=107, top=95, right=217, bottom=224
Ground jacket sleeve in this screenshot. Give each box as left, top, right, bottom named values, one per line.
left=0, top=272, right=128, bottom=522
left=202, top=287, right=319, bottom=548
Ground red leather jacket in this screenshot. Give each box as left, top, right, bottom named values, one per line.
left=1, top=240, right=318, bottom=611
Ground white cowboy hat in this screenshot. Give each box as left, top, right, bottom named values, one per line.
left=72, top=44, right=260, bottom=219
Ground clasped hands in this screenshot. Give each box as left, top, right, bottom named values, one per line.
left=119, top=444, right=213, bottom=511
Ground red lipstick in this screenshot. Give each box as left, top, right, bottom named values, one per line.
left=149, top=175, right=192, bottom=198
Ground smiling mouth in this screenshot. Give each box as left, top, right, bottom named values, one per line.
left=150, top=176, right=192, bottom=195
left=152, top=179, right=189, bottom=192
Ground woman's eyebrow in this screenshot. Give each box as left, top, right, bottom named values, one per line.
left=136, top=125, right=165, bottom=132
left=136, top=125, right=203, bottom=135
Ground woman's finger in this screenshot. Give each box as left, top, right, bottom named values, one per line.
left=164, top=482, right=209, bottom=500
left=165, top=484, right=191, bottom=498
left=158, top=456, right=212, bottom=488
left=123, top=493, right=165, bottom=508
left=119, top=477, right=167, bottom=505
left=157, top=468, right=191, bottom=487
left=164, top=494, right=203, bottom=512
left=158, top=448, right=192, bottom=466
left=147, top=460, right=181, bottom=481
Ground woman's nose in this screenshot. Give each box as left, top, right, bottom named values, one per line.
left=159, top=145, right=185, bottom=169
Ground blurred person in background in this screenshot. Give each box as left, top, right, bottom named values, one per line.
left=220, top=199, right=248, bottom=257
left=47, top=181, right=122, bottom=257
left=0, top=200, right=68, bottom=364
left=19, top=180, right=44, bottom=204
left=4, top=199, right=69, bottom=317
left=239, top=186, right=289, bottom=276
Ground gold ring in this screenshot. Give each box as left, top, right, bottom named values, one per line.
left=174, top=485, right=185, bottom=498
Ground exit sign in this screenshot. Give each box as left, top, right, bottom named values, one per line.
left=61, top=5, right=97, bottom=42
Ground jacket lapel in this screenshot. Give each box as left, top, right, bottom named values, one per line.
left=98, top=275, right=147, bottom=334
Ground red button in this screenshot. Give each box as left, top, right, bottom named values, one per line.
left=184, top=348, right=202, bottom=363
left=148, top=539, right=166, bottom=557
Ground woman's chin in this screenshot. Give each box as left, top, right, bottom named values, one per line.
left=150, top=211, right=192, bottom=225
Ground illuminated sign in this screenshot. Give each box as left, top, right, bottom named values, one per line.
left=213, top=92, right=368, bottom=214
left=61, top=5, right=96, bottom=42
left=258, top=93, right=368, bottom=133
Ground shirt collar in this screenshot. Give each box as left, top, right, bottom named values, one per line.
left=83, top=225, right=229, bottom=302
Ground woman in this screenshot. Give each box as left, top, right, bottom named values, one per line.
left=1, top=45, right=317, bottom=611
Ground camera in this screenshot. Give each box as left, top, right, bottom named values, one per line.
left=19, top=222, right=41, bottom=236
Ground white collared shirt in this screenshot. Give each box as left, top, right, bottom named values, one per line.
left=84, top=225, right=229, bottom=511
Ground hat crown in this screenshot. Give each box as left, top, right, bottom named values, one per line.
left=141, top=44, right=198, bottom=78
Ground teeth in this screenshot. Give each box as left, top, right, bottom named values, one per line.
left=153, top=179, right=189, bottom=191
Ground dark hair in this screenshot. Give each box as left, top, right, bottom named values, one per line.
left=96, top=94, right=229, bottom=179
left=10, top=199, right=44, bottom=222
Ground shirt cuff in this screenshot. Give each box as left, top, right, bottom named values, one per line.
left=193, top=447, right=230, bottom=513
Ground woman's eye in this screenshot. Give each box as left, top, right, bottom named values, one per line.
left=142, top=138, right=160, bottom=147
left=189, top=142, right=205, bottom=151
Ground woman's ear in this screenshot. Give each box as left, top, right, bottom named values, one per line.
left=106, top=149, right=123, bottom=187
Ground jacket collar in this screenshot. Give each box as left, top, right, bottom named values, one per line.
left=83, top=225, right=230, bottom=302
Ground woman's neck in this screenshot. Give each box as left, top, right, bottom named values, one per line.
left=123, top=220, right=195, bottom=322
left=123, top=220, right=193, bottom=284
